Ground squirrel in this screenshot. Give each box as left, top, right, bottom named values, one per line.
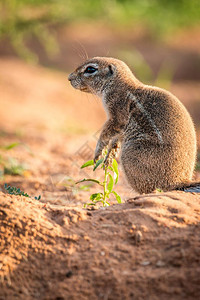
left=68, top=57, right=197, bottom=194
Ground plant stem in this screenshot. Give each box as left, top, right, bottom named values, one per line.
left=103, top=165, right=108, bottom=206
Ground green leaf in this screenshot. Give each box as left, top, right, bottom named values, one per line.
left=112, top=159, right=119, bottom=184
left=112, top=191, right=122, bottom=203
left=81, top=160, right=94, bottom=169
left=108, top=165, right=114, bottom=172
left=93, top=158, right=104, bottom=171
left=1, top=142, right=20, bottom=151
left=79, top=184, right=91, bottom=191
left=107, top=173, right=114, bottom=193
left=84, top=202, right=96, bottom=207
left=90, top=193, right=103, bottom=200
left=75, top=178, right=102, bottom=185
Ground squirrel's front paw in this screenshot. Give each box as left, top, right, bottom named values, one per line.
left=94, top=154, right=100, bottom=163
left=94, top=148, right=102, bottom=163
left=103, top=148, right=116, bottom=166
left=103, top=154, right=110, bottom=166
left=94, top=140, right=104, bottom=163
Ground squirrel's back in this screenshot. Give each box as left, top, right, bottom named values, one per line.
left=121, top=85, right=197, bottom=193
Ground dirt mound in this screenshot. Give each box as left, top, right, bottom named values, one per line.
left=0, top=191, right=200, bottom=299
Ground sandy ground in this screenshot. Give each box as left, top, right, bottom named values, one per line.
left=0, top=58, right=200, bottom=300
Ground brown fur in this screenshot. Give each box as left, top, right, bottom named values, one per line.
left=68, top=57, right=197, bottom=194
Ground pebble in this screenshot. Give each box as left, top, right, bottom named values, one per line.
left=140, top=261, right=150, bottom=266
left=135, top=230, right=143, bottom=243
left=156, top=260, right=165, bottom=267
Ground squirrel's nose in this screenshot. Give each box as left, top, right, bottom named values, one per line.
left=68, top=73, right=74, bottom=81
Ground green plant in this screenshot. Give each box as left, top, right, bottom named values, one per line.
left=3, top=157, right=27, bottom=176
left=56, top=175, right=93, bottom=194
left=4, top=183, right=41, bottom=200
left=0, top=142, right=27, bottom=176
left=76, top=157, right=121, bottom=207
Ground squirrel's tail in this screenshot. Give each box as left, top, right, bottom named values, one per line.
left=175, top=181, right=200, bottom=193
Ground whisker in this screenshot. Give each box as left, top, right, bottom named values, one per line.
left=105, top=49, right=110, bottom=57
left=74, top=40, right=89, bottom=61
left=72, top=43, right=85, bottom=61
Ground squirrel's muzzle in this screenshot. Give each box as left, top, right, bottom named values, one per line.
left=68, top=73, right=74, bottom=81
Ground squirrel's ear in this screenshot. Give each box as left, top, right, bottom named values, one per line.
left=108, top=64, right=115, bottom=76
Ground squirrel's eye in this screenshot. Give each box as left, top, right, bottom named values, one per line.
left=84, top=66, right=97, bottom=74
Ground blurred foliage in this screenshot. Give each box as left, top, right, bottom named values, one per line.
left=0, top=0, right=200, bottom=61
left=0, top=0, right=60, bottom=61
left=65, top=0, right=200, bottom=34
left=117, top=48, right=153, bottom=82
left=0, top=142, right=27, bottom=176
left=117, top=48, right=174, bottom=86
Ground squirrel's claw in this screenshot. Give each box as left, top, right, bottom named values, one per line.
left=94, top=152, right=101, bottom=164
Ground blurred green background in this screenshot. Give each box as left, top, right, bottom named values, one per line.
left=0, top=0, right=200, bottom=124
left=1, top=0, right=200, bottom=65
left=1, top=0, right=200, bottom=44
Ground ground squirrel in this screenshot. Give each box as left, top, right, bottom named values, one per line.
left=68, top=57, right=197, bottom=194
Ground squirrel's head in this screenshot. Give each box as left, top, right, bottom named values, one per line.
left=68, top=57, right=136, bottom=96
